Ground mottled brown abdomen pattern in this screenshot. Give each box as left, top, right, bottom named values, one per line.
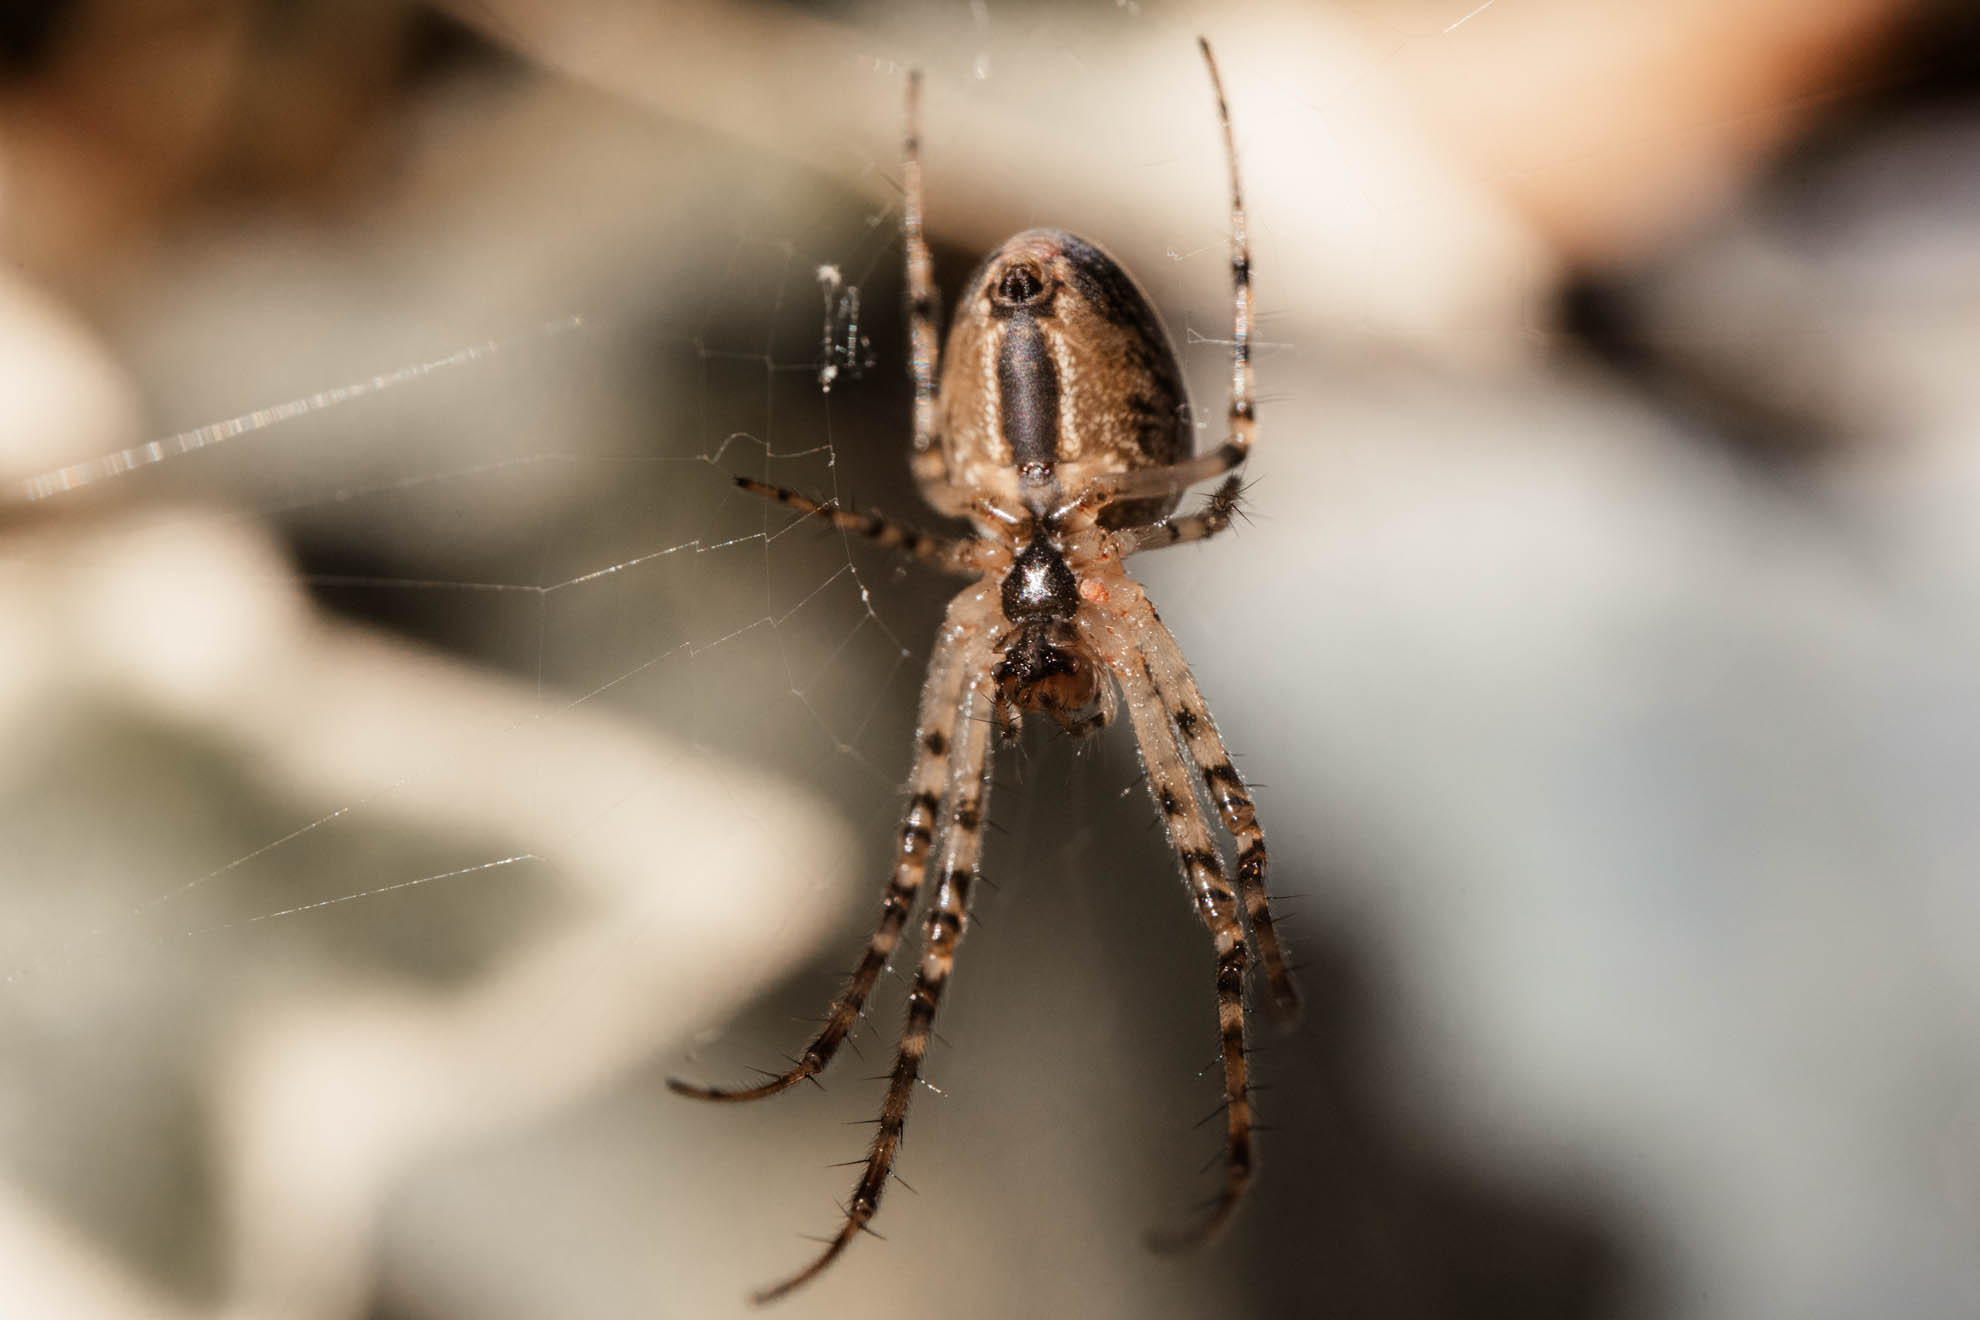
left=937, top=229, right=1193, bottom=526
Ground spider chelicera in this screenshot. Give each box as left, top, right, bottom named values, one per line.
left=671, top=39, right=1299, bottom=1303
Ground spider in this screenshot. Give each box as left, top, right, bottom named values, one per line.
left=670, top=39, right=1299, bottom=1303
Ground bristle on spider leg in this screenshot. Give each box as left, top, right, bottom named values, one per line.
left=1192, top=1101, right=1231, bottom=1130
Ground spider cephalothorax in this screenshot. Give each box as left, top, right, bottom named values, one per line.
left=675, top=40, right=1298, bottom=1304
left=990, top=533, right=1106, bottom=733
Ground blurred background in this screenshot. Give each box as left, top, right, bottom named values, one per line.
left=4, top=1, right=1980, bottom=1316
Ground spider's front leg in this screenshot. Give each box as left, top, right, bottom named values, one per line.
left=756, top=622, right=1000, bottom=1303
left=1102, top=620, right=1258, bottom=1249
left=1123, top=584, right=1298, bottom=1018
left=666, top=590, right=979, bottom=1104
left=1079, top=564, right=1297, bottom=1245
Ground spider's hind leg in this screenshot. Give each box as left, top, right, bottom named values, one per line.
left=1073, top=39, right=1257, bottom=530
left=732, top=475, right=976, bottom=574
left=1115, top=475, right=1246, bottom=556
left=901, top=69, right=973, bottom=521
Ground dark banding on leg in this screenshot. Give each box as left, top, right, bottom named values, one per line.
left=1094, top=608, right=1260, bottom=1247
left=1114, top=475, right=1245, bottom=556
left=1125, top=580, right=1299, bottom=1018
left=732, top=476, right=978, bottom=575
left=666, top=591, right=978, bottom=1104
left=754, top=636, right=998, bottom=1303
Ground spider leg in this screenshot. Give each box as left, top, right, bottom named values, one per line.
left=902, top=70, right=972, bottom=520
left=1116, top=44, right=1294, bottom=1012
left=756, top=636, right=998, bottom=1303
left=1114, top=475, right=1245, bottom=556
left=1072, top=442, right=1246, bottom=513
left=1064, top=41, right=1255, bottom=520
left=1087, top=606, right=1257, bottom=1249
left=732, top=476, right=978, bottom=574
left=1123, top=582, right=1298, bottom=1019
left=667, top=591, right=979, bottom=1104
left=1200, top=37, right=1257, bottom=490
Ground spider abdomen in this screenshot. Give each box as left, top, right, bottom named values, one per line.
left=938, top=228, right=1192, bottom=525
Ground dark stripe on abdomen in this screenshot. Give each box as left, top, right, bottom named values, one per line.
left=997, top=315, right=1060, bottom=466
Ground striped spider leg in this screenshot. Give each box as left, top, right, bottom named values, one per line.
left=665, top=587, right=984, bottom=1109
left=1128, top=594, right=1299, bottom=1020
left=750, top=590, right=1002, bottom=1304
left=1071, top=554, right=1277, bottom=1252
left=671, top=37, right=1297, bottom=1301
left=1082, top=593, right=1256, bottom=1250
left=1140, top=38, right=1299, bottom=1023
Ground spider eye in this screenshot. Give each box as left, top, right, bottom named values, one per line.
left=996, top=263, right=1046, bottom=304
